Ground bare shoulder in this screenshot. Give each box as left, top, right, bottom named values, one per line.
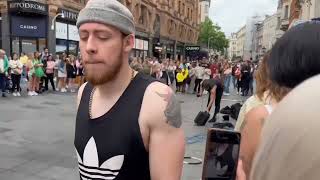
left=77, top=82, right=88, bottom=108
left=141, top=82, right=182, bottom=129
left=240, top=105, right=269, bottom=133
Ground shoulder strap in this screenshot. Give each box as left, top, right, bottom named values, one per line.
left=264, top=105, right=273, bottom=115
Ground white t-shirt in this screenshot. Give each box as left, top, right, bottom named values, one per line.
left=0, top=59, right=4, bottom=73
left=194, top=66, right=204, bottom=79
left=203, top=68, right=211, bottom=80
left=9, top=60, right=23, bottom=75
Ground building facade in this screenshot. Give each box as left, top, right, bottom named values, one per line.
left=0, top=0, right=86, bottom=56
left=119, top=0, right=200, bottom=60
left=300, top=0, right=320, bottom=20
left=227, top=33, right=237, bottom=60
left=279, top=0, right=291, bottom=31
left=199, top=0, right=211, bottom=23
left=0, top=0, right=200, bottom=60
left=235, top=25, right=246, bottom=58
left=262, top=14, right=278, bottom=51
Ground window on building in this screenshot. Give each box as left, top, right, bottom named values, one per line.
left=56, top=39, right=67, bottom=54
left=183, top=3, right=185, bottom=16
left=284, top=5, right=289, bottom=19
left=205, top=5, right=209, bottom=14
left=12, top=37, right=20, bottom=55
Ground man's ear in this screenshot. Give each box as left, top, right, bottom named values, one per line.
left=123, top=34, right=135, bottom=53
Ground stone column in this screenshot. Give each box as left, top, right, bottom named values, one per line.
left=148, top=35, right=153, bottom=58
left=173, top=40, right=177, bottom=60
left=47, top=15, right=56, bottom=55
left=1, top=13, right=10, bottom=54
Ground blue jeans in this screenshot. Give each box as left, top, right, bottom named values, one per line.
left=224, top=75, right=231, bottom=93
left=0, top=73, right=6, bottom=94
left=231, top=76, right=237, bottom=89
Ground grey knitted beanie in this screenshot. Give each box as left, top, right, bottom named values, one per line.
left=76, top=0, right=135, bottom=35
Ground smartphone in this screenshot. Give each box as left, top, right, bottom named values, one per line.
left=202, top=128, right=241, bottom=180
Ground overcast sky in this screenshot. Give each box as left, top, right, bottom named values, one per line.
left=209, top=0, right=279, bottom=37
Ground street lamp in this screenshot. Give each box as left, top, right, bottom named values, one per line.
left=51, top=13, right=65, bottom=30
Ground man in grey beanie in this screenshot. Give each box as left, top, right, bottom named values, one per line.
left=74, top=0, right=185, bottom=180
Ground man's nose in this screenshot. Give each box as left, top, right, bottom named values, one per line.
left=85, top=36, right=98, bottom=55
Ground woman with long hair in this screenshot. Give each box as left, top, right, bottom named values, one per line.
left=57, top=55, right=67, bottom=92
left=66, top=56, right=77, bottom=92
left=33, top=51, right=44, bottom=94
left=27, top=53, right=36, bottom=96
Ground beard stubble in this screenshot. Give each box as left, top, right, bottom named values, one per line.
left=84, top=45, right=124, bottom=86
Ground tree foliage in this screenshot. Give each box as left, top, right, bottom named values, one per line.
left=198, top=18, right=229, bottom=52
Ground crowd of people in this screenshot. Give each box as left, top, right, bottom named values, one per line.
left=0, top=48, right=86, bottom=97
left=129, top=56, right=257, bottom=97
left=0, top=47, right=259, bottom=99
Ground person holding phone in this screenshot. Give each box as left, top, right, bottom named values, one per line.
left=201, top=77, right=224, bottom=122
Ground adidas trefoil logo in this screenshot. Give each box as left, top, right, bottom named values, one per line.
left=76, top=137, right=124, bottom=180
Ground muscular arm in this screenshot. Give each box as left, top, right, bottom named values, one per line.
left=142, top=82, right=185, bottom=180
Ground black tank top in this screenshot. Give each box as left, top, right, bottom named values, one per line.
left=74, top=73, right=155, bottom=180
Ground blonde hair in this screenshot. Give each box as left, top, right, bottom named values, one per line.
left=255, top=53, right=291, bottom=102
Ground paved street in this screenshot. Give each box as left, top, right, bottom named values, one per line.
left=0, top=87, right=246, bottom=180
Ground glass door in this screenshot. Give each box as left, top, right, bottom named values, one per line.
left=21, top=39, right=37, bottom=54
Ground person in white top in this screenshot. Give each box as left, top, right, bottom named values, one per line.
left=203, top=64, right=211, bottom=80
left=193, top=62, right=204, bottom=95
left=167, top=60, right=176, bottom=87
left=9, top=53, right=23, bottom=96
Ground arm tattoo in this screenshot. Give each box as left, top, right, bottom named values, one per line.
left=156, top=91, right=182, bottom=128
